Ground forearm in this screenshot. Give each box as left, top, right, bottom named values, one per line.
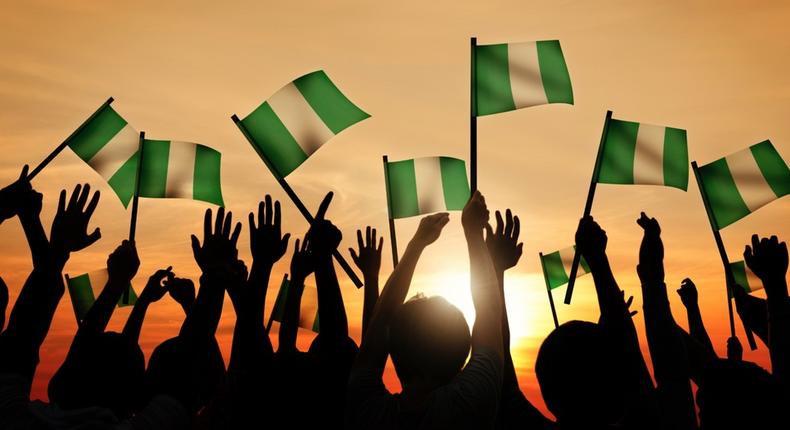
left=247, top=261, right=273, bottom=320
left=279, top=276, right=305, bottom=353
left=497, top=271, right=519, bottom=392
left=766, top=279, right=790, bottom=381
left=314, top=255, right=348, bottom=339
left=466, top=229, right=502, bottom=356
left=19, top=214, right=52, bottom=269
left=587, top=253, right=629, bottom=325
left=79, top=278, right=127, bottom=335
left=685, top=305, right=715, bottom=354
left=121, top=299, right=151, bottom=343
left=361, top=273, right=379, bottom=338
left=180, top=272, right=224, bottom=341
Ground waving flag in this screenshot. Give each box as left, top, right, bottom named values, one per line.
left=385, top=157, right=470, bottom=219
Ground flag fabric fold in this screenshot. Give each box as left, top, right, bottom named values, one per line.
left=540, top=246, right=591, bottom=290
left=239, top=70, right=370, bottom=178
left=385, top=156, right=470, bottom=219
left=66, top=269, right=136, bottom=322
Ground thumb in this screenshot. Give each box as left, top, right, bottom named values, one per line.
left=85, top=228, right=101, bottom=247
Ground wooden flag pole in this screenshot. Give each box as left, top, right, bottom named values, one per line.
left=231, top=114, right=363, bottom=288
left=28, top=97, right=115, bottom=180
left=125, top=131, right=146, bottom=304
left=265, top=273, right=289, bottom=334
left=691, top=161, right=757, bottom=350
left=382, top=156, right=399, bottom=267
left=470, top=36, right=478, bottom=192
left=564, top=110, right=613, bottom=304
left=539, top=252, right=560, bottom=329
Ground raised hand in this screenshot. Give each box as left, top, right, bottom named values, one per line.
left=139, top=267, right=174, bottom=304
left=575, top=215, right=607, bottom=263
left=191, top=207, right=242, bottom=273
left=677, top=278, right=698, bottom=309
left=291, top=238, right=315, bottom=283
left=166, top=276, right=196, bottom=313
left=744, top=234, right=788, bottom=290
left=49, top=184, right=101, bottom=255
left=0, top=165, right=32, bottom=223
left=412, top=213, right=450, bottom=248
left=350, top=227, right=383, bottom=280
left=306, top=192, right=342, bottom=256
left=727, top=336, right=743, bottom=361
left=107, top=240, right=140, bottom=283
left=249, top=195, right=290, bottom=266
left=462, top=190, right=489, bottom=234
left=484, top=209, right=523, bottom=273
left=636, top=212, right=664, bottom=283
left=624, top=292, right=638, bottom=317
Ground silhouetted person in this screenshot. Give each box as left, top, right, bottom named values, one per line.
left=347, top=191, right=504, bottom=429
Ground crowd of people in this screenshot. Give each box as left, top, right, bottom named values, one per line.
left=0, top=165, right=787, bottom=429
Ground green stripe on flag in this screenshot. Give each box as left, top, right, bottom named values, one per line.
left=311, top=313, right=320, bottom=333
left=293, top=71, right=370, bottom=134
left=386, top=160, right=419, bottom=219
left=241, top=102, right=307, bottom=178
left=139, top=140, right=170, bottom=198
left=664, top=127, right=689, bottom=190
left=730, top=260, right=752, bottom=293
left=536, top=40, right=573, bottom=104
left=118, top=286, right=138, bottom=307
left=271, top=278, right=290, bottom=322
left=106, top=152, right=140, bottom=207
left=68, top=105, right=127, bottom=162
left=542, top=251, right=570, bottom=290
left=193, top=144, right=224, bottom=206
left=67, top=274, right=96, bottom=321
left=751, top=140, right=790, bottom=198
left=475, top=44, right=515, bottom=116
left=597, top=119, right=638, bottom=184
left=439, top=157, right=470, bottom=210
left=698, top=158, right=751, bottom=229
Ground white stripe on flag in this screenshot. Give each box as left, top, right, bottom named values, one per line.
left=267, top=83, right=335, bottom=156
left=165, top=142, right=196, bottom=199
left=726, top=149, right=777, bottom=212
left=414, top=157, right=445, bottom=214
left=558, top=247, right=586, bottom=277
left=507, top=42, right=549, bottom=109
left=746, top=268, right=762, bottom=292
left=88, top=124, right=139, bottom=179
left=86, top=269, right=110, bottom=297
left=632, top=124, right=666, bottom=185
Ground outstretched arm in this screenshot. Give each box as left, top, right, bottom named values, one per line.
left=350, top=227, right=383, bottom=338
left=677, top=278, right=715, bottom=354
left=280, top=238, right=314, bottom=354
left=122, top=267, right=172, bottom=343
left=79, top=240, right=138, bottom=336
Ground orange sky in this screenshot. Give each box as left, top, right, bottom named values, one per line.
left=1, top=0, right=789, bottom=417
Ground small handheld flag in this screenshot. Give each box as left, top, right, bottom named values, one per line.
left=66, top=269, right=136, bottom=323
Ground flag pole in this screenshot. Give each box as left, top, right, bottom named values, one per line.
left=125, top=131, right=146, bottom=304
left=470, top=36, right=478, bottom=192
left=539, top=252, right=560, bottom=329
left=382, top=155, right=399, bottom=267
left=564, top=110, right=613, bottom=304
left=265, top=273, right=289, bottom=334
left=27, top=97, right=114, bottom=180
left=231, top=114, right=363, bottom=288
left=691, top=161, right=757, bottom=350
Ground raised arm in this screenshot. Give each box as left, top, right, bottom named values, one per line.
left=122, top=267, right=173, bottom=343
left=677, top=278, right=715, bottom=354
left=280, top=238, right=314, bottom=354
left=732, top=283, right=769, bottom=346
left=350, top=227, right=383, bottom=338
left=167, top=276, right=196, bottom=316
left=637, top=213, right=696, bottom=430
left=353, top=212, right=449, bottom=376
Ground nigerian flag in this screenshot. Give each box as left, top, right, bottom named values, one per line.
left=67, top=102, right=141, bottom=206
left=137, top=139, right=224, bottom=206
left=385, top=157, right=470, bottom=219
left=270, top=277, right=320, bottom=333
left=696, top=140, right=790, bottom=230
left=238, top=70, right=370, bottom=178
left=66, top=269, right=137, bottom=323
left=540, top=246, right=591, bottom=289
left=595, top=117, right=689, bottom=190
left=474, top=40, right=573, bottom=116
left=730, top=260, right=763, bottom=295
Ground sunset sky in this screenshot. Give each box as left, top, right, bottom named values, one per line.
left=1, top=0, right=789, bottom=416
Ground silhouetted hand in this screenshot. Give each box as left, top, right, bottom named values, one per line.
left=249, top=195, right=290, bottom=266
left=49, top=184, right=101, bottom=254
left=350, top=227, right=383, bottom=279
left=166, top=277, right=195, bottom=310
left=291, top=238, right=315, bottom=283
left=727, top=336, right=743, bottom=361
left=744, top=235, right=788, bottom=297
left=412, top=213, right=450, bottom=248
left=191, top=207, right=242, bottom=273
left=484, top=209, right=523, bottom=272
left=306, top=192, right=342, bottom=256
left=677, top=278, right=698, bottom=309
left=139, top=267, right=174, bottom=304
left=462, top=190, right=489, bottom=234
left=107, top=240, right=140, bottom=283
left=224, top=259, right=250, bottom=309
left=575, top=216, right=607, bottom=263
left=623, top=291, right=638, bottom=317
left=636, top=212, right=664, bottom=283
left=0, top=165, right=31, bottom=223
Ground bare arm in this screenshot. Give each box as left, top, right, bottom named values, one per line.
left=350, top=227, right=383, bottom=338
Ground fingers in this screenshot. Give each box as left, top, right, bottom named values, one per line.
left=485, top=223, right=494, bottom=241
left=76, top=183, right=91, bottom=210
left=230, top=222, right=242, bottom=246
left=315, top=191, right=333, bottom=220
left=377, top=236, right=383, bottom=252
left=222, top=211, right=232, bottom=238
left=495, top=210, right=504, bottom=236
left=191, top=234, right=201, bottom=258
left=366, top=226, right=371, bottom=247
left=264, top=194, right=273, bottom=226
left=203, top=209, right=212, bottom=239
left=512, top=215, right=520, bottom=241
left=274, top=200, right=281, bottom=236
left=67, top=184, right=81, bottom=211
left=84, top=190, right=100, bottom=218
left=751, top=234, right=760, bottom=253
left=350, top=248, right=359, bottom=265
left=256, top=201, right=264, bottom=229
left=215, top=207, right=225, bottom=237
left=85, top=228, right=101, bottom=247
left=57, top=189, right=66, bottom=214
left=293, top=238, right=301, bottom=258
left=504, top=209, right=513, bottom=238
left=357, top=229, right=364, bottom=251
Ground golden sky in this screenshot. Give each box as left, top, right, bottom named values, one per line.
left=1, top=0, right=789, bottom=416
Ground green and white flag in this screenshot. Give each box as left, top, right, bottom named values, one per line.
left=239, top=70, right=370, bottom=178
left=66, top=269, right=137, bottom=323
left=385, top=156, right=470, bottom=219
left=137, top=139, right=224, bottom=206
left=67, top=102, right=141, bottom=206
left=730, top=260, right=762, bottom=295
left=270, top=277, right=320, bottom=333
left=474, top=40, right=573, bottom=116
left=595, top=117, right=689, bottom=190
left=696, top=140, right=790, bottom=229
left=540, top=246, right=591, bottom=290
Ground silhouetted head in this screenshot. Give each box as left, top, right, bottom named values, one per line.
left=388, top=295, right=471, bottom=389
left=48, top=331, right=145, bottom=418
left=145, top=336, right=226, bottom=413
left=536, top=320, right=628, bottom=426
left=697, top=358, right=784, bottom=430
